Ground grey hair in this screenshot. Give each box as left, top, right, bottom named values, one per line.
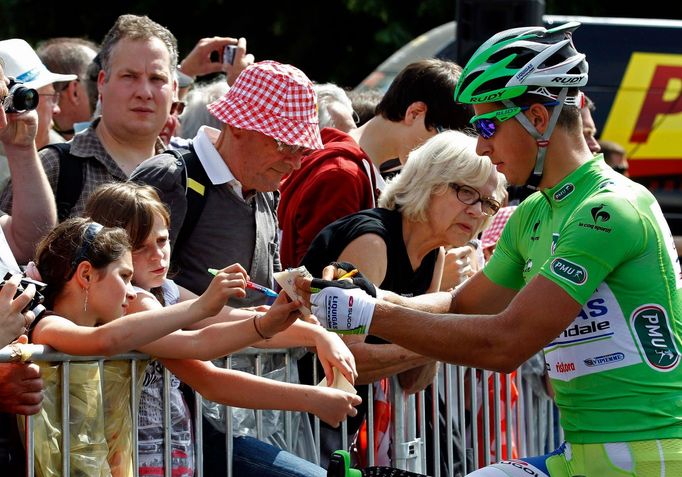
left=179, top=77, right=230, bottom=139
left=314, top=82, right=354, bottom=129
left=98, top=14, right=178, bottom=81
left=379, top=130, right=506, bottom=233
left=37, top=37, right=99, bottom=80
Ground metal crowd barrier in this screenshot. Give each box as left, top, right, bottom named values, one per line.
left=0, top=344, right=561, bottom=477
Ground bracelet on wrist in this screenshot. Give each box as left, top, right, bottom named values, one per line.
left=252, top=315, right=271, bottom=340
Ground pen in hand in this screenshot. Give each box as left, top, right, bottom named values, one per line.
left=207, top=268, right=278, bottom=298
left=338, top=268, right=358, bottom=280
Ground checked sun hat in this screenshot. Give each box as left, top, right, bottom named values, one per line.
left=0, top=39, right=77, bottom=89
left=481, top=205, right=517, bottom=250
left=208, top=60, right=323, bottom=150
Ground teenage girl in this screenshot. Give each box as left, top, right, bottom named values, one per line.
left=84, top=182, right=361, bottom=477
left=27, top=217, right=297, bottom=476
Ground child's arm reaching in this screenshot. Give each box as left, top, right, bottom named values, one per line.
left=175, top=281, right=359, bottom=385
left=137, top=292, right=302, bottom=360
left=252, top=319, right=358, bottom=387
left=31, top=266, right=250, bottom=356
left=162, top=358, right=361, bottom=428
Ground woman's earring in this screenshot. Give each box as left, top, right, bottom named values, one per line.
left=83, top=287, right=89, bottom=312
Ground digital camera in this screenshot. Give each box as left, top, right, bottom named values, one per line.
left=223, top=45, right=237, bottom=65
left=3, top=78, right=39, bottom=114
left=1, top=272, right=47, bottom=319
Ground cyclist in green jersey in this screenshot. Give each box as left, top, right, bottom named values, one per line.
left=296, top=22, right=682, bottom=476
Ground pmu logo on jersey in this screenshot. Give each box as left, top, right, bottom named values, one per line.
left=553, top=183, right=574, bottom=201
left=631, top=304, right=681, bottom=371
left=550, top=258, right=587, bottom=285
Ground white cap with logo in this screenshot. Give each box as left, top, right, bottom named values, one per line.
left=0, top=38, right=77, bottom=89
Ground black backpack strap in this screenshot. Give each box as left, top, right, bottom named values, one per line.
left=164, top=143, right=209, bottom=260
left=41, top=143, right=84, bottom=222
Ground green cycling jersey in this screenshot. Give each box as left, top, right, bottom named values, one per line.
left=485, top=155, right=682, bottom=444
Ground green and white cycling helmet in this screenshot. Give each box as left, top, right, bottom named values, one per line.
left=454, top=22, right=589, bottom=189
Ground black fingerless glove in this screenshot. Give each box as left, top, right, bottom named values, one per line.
left=311, top=261, right=377, bottom=298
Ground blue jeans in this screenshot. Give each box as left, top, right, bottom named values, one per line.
left=202, top=416, right=325, bottom=476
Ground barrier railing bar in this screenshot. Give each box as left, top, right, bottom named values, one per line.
left=505, top=373, right=512, bottom=460
left=131, top=359, right=140, bottom=477
left=163, top=366, right=172, bottom=477
left=61, top=361, right=70, bottom=476
left=493, top=372, right=502, bottom=460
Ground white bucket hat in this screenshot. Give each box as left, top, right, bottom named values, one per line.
left=0, top=39, right=77, bottom=89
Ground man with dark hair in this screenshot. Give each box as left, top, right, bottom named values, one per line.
left=0, top=14, right=177, bottom=219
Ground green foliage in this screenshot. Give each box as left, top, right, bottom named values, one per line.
left=1, top=0, right=682, bottom=89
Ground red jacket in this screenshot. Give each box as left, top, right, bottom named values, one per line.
left=278, top=128, right=381, bottom=269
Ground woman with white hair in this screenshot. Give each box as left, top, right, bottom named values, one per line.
left=301, top=129, right=506, bottom=294
left=298, top=130, right=506, bottom=467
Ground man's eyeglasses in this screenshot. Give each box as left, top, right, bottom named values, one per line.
left=39, top=92, right=61, bottom=104
left=449, top=183, right=501, bottom=217
left=274, top=138, right=314, bottom=157
left=470, top=100, right=560, bottom=139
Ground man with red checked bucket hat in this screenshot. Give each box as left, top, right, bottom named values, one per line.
left=131, top=60, right=330, bottom=476
left=132, top=59, right=322, bottom=306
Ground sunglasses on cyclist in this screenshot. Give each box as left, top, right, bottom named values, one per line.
left=470, top=100, right=560, bottom=139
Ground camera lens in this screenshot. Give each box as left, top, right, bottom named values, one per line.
left=11, top=86, right=39, bottom=111
left=4, top=79, right=39, bottom=113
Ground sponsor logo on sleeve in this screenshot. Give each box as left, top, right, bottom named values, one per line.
left=631, top=304, right=681, bottom=371
left=578, top=204, right=613, bottom=232
left=591, top=204, right=611, bottom=223
left=550, top=258, right=588, bottom=285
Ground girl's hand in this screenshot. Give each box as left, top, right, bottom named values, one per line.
left=313, top=330, right=357, bottom=386
left=196, top=265, right=248, bottom=317
left=309, top=387, right=361, bottom=428
left=257, top=292, right=302, bottom=338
